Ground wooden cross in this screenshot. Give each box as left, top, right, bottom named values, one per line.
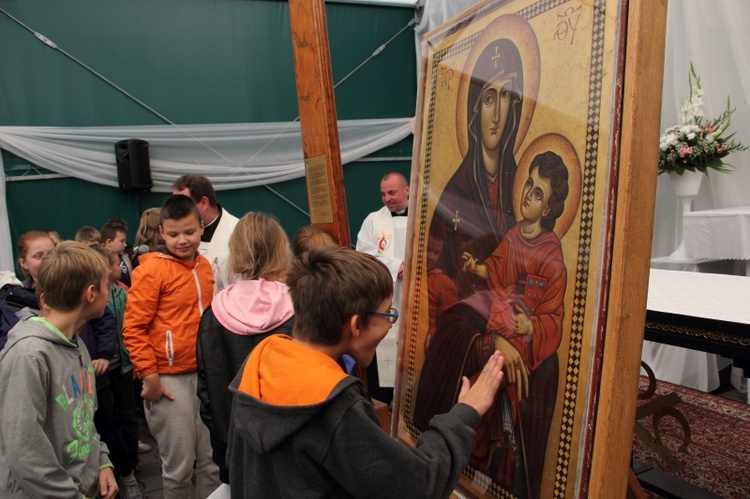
left=288, top=0, right=350, bottom=247
left=288, top=1, right=392, bottom=423
left=452, top=210, right=461, bottom=230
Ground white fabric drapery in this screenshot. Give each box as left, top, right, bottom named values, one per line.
left=647, top=1, right=750, bottom=391
left=0, top=118, right=412, bottom=191
left=0, top=118, right=412, bottom=269
left=653, top=1, right=750, bottom=257
left=644, top=0, right=750, bottom=392
left=0, top=172, right=11, bottom=271
left=414, top=0, right=482, bottom=75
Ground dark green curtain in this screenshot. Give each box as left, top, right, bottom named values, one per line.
left=1, top=0, right=416, bottom=255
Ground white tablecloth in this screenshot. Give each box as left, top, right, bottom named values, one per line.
left=684, top=206, right=750, bottom=271
left=641, top=269, right=750, bottom=392
left=647, top=269, right=750, bottom=322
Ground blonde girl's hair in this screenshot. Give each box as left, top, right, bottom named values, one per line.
left=133, top=207, right=164, bottom=250
left=229, top=212, right=291, bottom=281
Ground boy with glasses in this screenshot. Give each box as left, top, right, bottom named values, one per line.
left=227, top=246, right=505, bottom=497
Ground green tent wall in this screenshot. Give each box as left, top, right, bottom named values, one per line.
left=1, top=0, right=417, bottom=260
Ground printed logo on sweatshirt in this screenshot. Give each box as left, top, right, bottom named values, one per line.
left=54, top=364, right=98, bottom=463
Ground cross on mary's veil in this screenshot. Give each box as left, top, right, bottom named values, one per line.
left=492, top=45, right=501, bottom=67
left=452, top=210, right=461, bottom=230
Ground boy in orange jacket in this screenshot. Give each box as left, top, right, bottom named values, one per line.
left=123, top=195, right=220, bottom=498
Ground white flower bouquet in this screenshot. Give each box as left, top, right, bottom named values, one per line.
left=658, top=64, right=746, bottom=175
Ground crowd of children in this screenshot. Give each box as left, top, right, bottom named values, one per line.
left=0, top=192, right=506, bottom=499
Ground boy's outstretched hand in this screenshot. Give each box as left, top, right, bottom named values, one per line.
left=457, top=351, right=504, bottom=417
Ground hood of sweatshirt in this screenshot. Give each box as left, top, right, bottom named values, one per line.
left=212, top=279, right=294, bottom=335
left=230, top=335, right=358, bottom=453
left=1, top=316, right=79, bottom=355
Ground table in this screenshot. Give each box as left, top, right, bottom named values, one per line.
left=644, top=269, right=750, bottom=402
left=683, top=205, right=750, bottom=275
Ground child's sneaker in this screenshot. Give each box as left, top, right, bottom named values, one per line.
left=121, top=472, right=144, bottom=499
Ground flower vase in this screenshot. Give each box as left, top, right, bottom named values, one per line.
left=668, top=169, right=704, bottom=260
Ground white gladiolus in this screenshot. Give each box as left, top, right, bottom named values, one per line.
left=659, top=64, right=745, bottom=175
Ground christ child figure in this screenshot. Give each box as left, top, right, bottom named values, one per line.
left=462, top=151, right=569, bottom=399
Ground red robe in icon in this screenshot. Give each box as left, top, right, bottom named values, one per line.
left=414, top=224, right=565, bottom=498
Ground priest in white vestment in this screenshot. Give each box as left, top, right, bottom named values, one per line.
left=355, top=172, right=410, bottom=405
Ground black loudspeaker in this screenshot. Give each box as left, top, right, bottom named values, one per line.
left=115, top=139, right=153, bottom=192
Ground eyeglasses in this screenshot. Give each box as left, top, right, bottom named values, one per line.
left=369, top=307, right=399, bottom=324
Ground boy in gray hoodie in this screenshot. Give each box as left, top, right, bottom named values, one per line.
left=227, top=246, right=505, bottom=498
left=0, top=241, right=118, bottom=498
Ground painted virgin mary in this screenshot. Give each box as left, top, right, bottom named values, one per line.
left=428, top=38, right=524, bottom=298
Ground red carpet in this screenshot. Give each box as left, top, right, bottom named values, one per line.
left=632, top=377, right=750, bottom=498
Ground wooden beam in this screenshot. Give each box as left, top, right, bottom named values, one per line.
left=288, top=0, right=351, bottom=247
left=287, top=0, right=389, bottom=427
left=587, top=0, right=668, bottom=496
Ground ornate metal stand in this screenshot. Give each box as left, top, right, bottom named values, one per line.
left=634, top=361, right=692, bottom=472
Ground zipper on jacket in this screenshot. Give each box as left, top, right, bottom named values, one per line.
left=166, top=330, right=174, bottom=367
left=192, top=267, right=204, bottom=316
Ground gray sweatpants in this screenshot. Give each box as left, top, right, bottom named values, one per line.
left=144, top=373, right=220, bottom=499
